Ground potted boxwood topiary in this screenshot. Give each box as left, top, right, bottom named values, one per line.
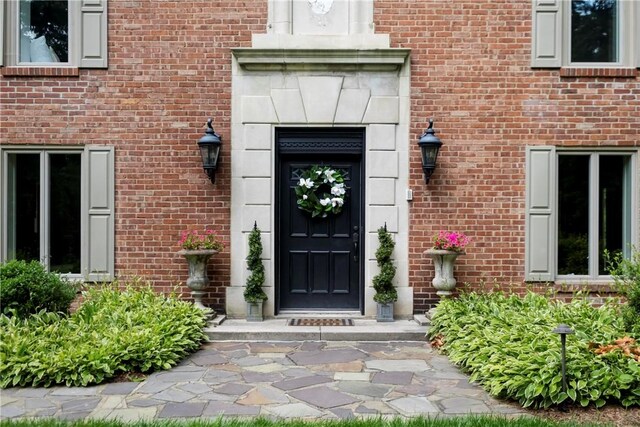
left=244, top=222, right=267, bottom=321
left=373, top=224, right=397, bottom=322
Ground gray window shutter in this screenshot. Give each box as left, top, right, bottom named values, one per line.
left=79, top=0, right=108, bottom=68
left=0, top=0, right=4, bottom=67
left=637, top=3, right=640, bottom=68
left=531, top=0, right=562, bottom=67
left=83, top=146, right=115, bottom=281
left=525, top=146, right=556, bottom=282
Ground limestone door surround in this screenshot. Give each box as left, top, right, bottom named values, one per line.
left=226, top=5, right=412, bottom=319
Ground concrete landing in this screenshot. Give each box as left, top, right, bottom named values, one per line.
left=205, top=317, right=429, bottom=341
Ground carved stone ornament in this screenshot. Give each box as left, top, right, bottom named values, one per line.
left=308, top=0, right=334, bottom=15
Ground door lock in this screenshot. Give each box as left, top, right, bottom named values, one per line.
left=352, top=226, right=359, bottom=263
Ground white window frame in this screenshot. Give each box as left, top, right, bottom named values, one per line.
left=555, top=150, right=637, bottom=282
left=0, top=145, right=114, bottom=281
left=0, top=0, right=108, bottom=68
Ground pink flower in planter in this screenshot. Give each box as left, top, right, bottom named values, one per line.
left=179, top=228, right=223, bottom=251
left=433, top=230, right=470, bottom=252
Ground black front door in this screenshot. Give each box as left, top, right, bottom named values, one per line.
left=276, top=128, right=364, bottom=312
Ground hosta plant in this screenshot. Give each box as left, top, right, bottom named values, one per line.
left=428, top=292, right=640, bottom=409
left=0, top=282, right=207, bottom=388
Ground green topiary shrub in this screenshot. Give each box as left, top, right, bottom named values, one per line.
left=0, top=260, right=78, bottom=318
left=373, top=225, right=397, bottom=304
left=605, top=249, right=640, bottom=336
left=0, top=282, right=207, bottom=387
left=244, top=222, right=267, bottom=303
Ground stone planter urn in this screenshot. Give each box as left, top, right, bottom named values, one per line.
left=178, top=249, right=218, bottom=310
left=424, top=249, right=464, bottom=297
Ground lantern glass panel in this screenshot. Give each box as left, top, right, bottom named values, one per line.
left=200, top=144, right=220, bottom=168
left=421, top=146, right=438, bottom=167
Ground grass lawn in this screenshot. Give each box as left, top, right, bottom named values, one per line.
left=0, top=417, right=609, bottom=427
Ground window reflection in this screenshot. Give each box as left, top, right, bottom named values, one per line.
left=19, top=0, right=69, bottom=63
left=571, top=0, right=618, bottom=63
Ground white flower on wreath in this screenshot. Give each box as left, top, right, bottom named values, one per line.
left=331, top=197, right=344, bottom=207
left=299, top=178, right=314, bottom=189
left=324, top=169, right=336, bottom=183
left=319, top=198, right=332, bottom=206
left=303, top=194, right=308, bottom=200
left=331, top=183, right=345, bottom=196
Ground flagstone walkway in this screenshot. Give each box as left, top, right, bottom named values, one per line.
left=0, top=341, right=525, bottom=421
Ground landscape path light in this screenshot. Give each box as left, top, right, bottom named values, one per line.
left=552, top=323, right=575, bottom=393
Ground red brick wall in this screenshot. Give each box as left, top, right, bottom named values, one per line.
left=374, top=0, right=639, bottom=311
left=1, top=1, right=267, bottom=313
left=2, top=1, right=638, bottom=314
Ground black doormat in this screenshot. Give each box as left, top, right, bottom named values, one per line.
left=288, top=318, right=354, bottom=327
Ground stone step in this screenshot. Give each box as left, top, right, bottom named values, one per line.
left=204, top=317, right=429, bottom=342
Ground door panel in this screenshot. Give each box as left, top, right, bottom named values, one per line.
left=277, top=130, right=363, bottom=312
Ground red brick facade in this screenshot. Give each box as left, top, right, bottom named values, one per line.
left=1, top=1, right=638, bottom=314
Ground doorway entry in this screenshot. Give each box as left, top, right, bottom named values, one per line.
left=276, top=128, right=364, bottom=313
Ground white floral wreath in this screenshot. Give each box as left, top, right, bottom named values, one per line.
left=294, top=165, right=347, bottom=218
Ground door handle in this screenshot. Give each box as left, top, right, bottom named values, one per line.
left=352, top=231, right=359, bottom=262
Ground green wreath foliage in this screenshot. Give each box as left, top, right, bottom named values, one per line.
left=294, top=165, right=347, bottom=218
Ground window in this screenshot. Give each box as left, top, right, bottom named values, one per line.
left=1, top=147, right=114, bottom=280
left=526, top=147, right=637, bottom=282
left=571, top=0, right=618, bottom=63
left=19, top=0, right=69, bottom=63
left=0, top=0, right=108, bottom=68
left=531, top=0, right=640, bottom=68
left=557, top=153, right=632, bottom=277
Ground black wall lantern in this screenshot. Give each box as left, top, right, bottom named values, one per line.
left=417, top=118, right=443, bottom=184
left=197, top=118, right=222, bottom=184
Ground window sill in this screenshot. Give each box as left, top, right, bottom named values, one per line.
left=560, top=67, right=637, bottom=78
left=1, top=66, right=80, bottom=77
left=553, top=280, right=617, bottom=294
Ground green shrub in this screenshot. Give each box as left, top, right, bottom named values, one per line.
left=244, top=222, right=267, bottom=303
left=606, top=249, right=640, bottom=336
left=373, top=225, right=397, bottom=304
left=428, top=292, right=640, bottom=409
left=0, top=283, right=207, bottom=387
left=0, top=260, right=78, bottom=318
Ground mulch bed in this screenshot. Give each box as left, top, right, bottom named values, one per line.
left=529, top=404, right=640, bottom=427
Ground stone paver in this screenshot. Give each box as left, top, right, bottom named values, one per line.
left=152, top=389, right=194, bottom=403
left=158, top=402, right=206, bottom=418
left=272, top=375, right=332, bottom=391
left=266, top=402, right=323, bottom=418
left=289, top=386, right=360, bottom=409
left=365, top=359, right=431, bottom=372
left=388, top=396, right=440, bottom=415
left=101, top=382, right=140, bottom=395
left=372, top=371, right=413, bottom=385
left=337, top=381, right=391, bottom=398
left=0, top=341, right=525, bottom=421
left=202, top=402, right=260, bottom=416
